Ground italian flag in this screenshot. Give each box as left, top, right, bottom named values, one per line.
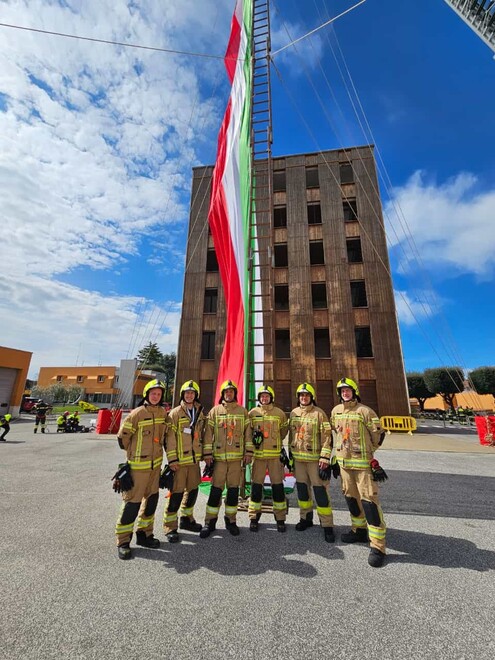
left=208, top=0, right=262, bottom=406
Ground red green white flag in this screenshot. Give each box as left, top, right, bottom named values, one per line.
left=208, top=0, right=261, bottom=406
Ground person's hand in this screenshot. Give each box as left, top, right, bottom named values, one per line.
left=244, top=454, right=252, bottom=465
left=318, top=459, right=327, bottom=470
left=204, top=457, right=213, bottom=466
left=169, top=462, right=179, bottom=472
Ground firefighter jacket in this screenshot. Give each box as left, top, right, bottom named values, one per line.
left=249, top=403, right=288, bottom=459
left=166, top=401, right=206, bottom=466
left=34, top=403, right=51, bottom=417
left=203, top=401, right=253, bottom=462
left=331, top=400, right=382, bottom=469
left=289, top=403, right=332, bottom=463
left=117, top=403, right=168, bottom=471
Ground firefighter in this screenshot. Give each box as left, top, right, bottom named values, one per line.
left=199, top=379, right=253, bottom=538
left=248, top=385, right=288, bottom=532
left=114, top=379, right=169, bottom=560
left=331, top=377, right=386, bottom=568
left=33, top=399, right=52, bottom=433
left=67, top=410, right=81, bottom=432
left=163, top=380, right=206, bottom=543
left=289, top=383, right=334, bottom=542
left=0, top=413, right=12, bottom=441
left=56, top=411, right=70, bottom=433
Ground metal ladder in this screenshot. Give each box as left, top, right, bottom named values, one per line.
left=246, top=0, right=274, bottom=410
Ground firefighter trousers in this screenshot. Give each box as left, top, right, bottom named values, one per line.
left=340, top=467, right=386, bottom=553
left=248, top=457, right=286, bottom=521
left=294, top=460, right=334, bottom=527
left=163, top=464, right=201, bottom=533
left=115, top=467, right=161, bottom=546
left=204, top=460, right=242, bottom=524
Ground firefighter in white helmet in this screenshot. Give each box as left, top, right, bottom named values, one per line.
left=114, top=379, right=169, bottom=560
left=248, top=385, right=288, bottom=532
left=289, top=383, right=335, bottom=542
left=199, top=379, right=253, bottom=538
left=163, top=380, right=206, bottom=543
left=331, top=377, right=387, bottom=568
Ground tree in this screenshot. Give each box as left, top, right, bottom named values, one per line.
left=31, top=384, right=83, bottom=404
left=423, top=367, right=465, bottom=411
left=469, top=367, right=495, bottom=403
left=406, top=372, right=435, bottom=412
left=136, top=342, right=164, bottom=368
left=146, top=352, right=176, bottom=402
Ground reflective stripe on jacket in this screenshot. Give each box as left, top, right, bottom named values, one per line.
left=203, top=401, right=253, bottom=461
left=248, top=403, right=288, bottom=459
left=289, top=404, right=332, bottom=462
left=117, top=403, right=168, bottom=471
left=166, top=401, right=206, bottom=465
left=331, top=400, right=381, bottom=469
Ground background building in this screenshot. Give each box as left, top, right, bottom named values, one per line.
left=0, top=346, right=32, bottom=415
left=176, top=146, right=410, bottom=416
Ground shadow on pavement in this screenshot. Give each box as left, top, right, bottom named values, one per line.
left=387, top=528, right=495, bottom=572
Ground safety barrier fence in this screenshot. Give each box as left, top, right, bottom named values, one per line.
left=380, top=416, right=417, bottom=435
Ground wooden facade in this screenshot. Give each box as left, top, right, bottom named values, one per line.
left=176, top=147, right=410, bottom=416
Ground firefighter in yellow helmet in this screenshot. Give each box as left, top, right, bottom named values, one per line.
left=331, top=377, right=386, bottom=568
left=162, top=380, right=206, bottom=543
left=289, top=383, right=335, bottom=541
left=114, top=379, right=169, bottom=560
left=0, top=413, right=12, bottom=441
left=199, top=379, right=253, bottom=538
left=248, top=385, right=288, bottom=532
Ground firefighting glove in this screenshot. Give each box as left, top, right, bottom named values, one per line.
left=111, top=462, right=133, bottom=493
left=330, top=456, right=340, bottom=479
left=252, top=427, right=264, bottom=448
left=202, top=461, right=214, bottom=478
left=370, top=458, right=388, bottom=482
left=318, top=463, right=332, bottom=480
left=279, top=448, right=294, bottom=471
left=159, top=464, right=174, bottom=490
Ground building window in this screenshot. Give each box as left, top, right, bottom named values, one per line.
left=346, top=238, right=363, bottom=263
left=307, top=203, right=322, bottom=225
left=309, top=241, right=324, bottom=265
left=314, top=328, right=331, bottom=358
left=273, top=170, right=286, bottom=192
left=355, top=327, right=373, bottom=357
left=351, top=281, right=368, bottom=307
left=340, top=162, right=354, bottom=184
left=274, top=243, right=288, bottom=267
left=56, top=375, right=63, bottom=382
left=204, top=288, right=218, bottom=314
left=311, top=283, right=327, bottom=309
left=206, top=248, right=219, bottom=272
left=275, top=329, right=290, bottom=359
left=273, top=206, right=287, bottom=227
left=76, top=375, right=84, bottom=383
left=97, top=375, right=105, bottom=383
left=274, top=285, right=289, bottom=310
left=343, top=199, right=358, bottom=222
left=306, top=167, right=319, bottom=188
left=201, top=331, right=215, bottom=360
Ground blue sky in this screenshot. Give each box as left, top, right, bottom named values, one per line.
left=0, top=0, right=494, bottom=378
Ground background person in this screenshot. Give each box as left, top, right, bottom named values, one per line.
left=0, top=413, right=12, bottom=441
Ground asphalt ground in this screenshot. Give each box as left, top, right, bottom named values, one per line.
left=1, top=416, right=495, bottom=660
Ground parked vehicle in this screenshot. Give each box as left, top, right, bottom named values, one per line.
left=21, top=397, right=39, bottom=413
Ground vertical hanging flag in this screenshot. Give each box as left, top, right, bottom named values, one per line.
left=208, top=0, right=255, bottom=406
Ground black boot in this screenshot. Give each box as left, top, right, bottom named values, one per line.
left=295, top=512, right=314, bottom=531
left=276, top=521, right=286, bottom=533
left=179, top=517, right=202, bottom=533
left=136, top=531, right=160, bottom=548
left=368, top=548, right=386, bottom=568
left=34, top=428, right=37, bottom=434
left=225, top=516, right=240, bottom=536
left=199, top=518, right=217, bottom=539
left=41, top=428, right=45, bottom=433
left=249, top=520, right=259, bottom=532
left=117, top=543, right=132, bottom=560
left=324, top=527, right=335, bottom=543
left=341, top=528, right=368, bottom=543
left=166, top=530, right=180, bottom=543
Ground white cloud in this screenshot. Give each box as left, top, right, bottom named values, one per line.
left=394, top=289, right=436, bottom=327
left=0, top=0, right=233, bottom=375
left=385, top=171, right=495, bottom=279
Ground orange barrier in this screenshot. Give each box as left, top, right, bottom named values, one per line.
left=474, top=416, right=495, bottom=446
left=380, top=416, right=417, bottom=435
left=96, top=409, right=122, bottom=434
